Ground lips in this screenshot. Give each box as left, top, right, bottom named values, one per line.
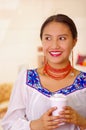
left=49, top=51, right=62, bottom=57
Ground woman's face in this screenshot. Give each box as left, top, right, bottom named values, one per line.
left=42, top=21, right=77, bottom=66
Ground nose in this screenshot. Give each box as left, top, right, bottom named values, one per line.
left=52, top=39, right=60, bottom=49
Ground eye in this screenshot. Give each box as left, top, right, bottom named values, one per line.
left=45, top=36, right=51, bottom=41
left=59, top=37, right=66, bottom=40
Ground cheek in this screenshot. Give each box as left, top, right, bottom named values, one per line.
left=65, top=46, right=72, bottom=55
left=42, top=44, right=49, bottom=54
left=62, top=41, right=73, bottom=50
left=62, top=43, right=72, bottom=55
left=42, top=46, right=47, bottom=56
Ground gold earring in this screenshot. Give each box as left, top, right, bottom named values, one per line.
left=72, top=50, right=74, bottom=67
left=71, top=50, right=75, bottom=76
left=44, top=56, right=47, bottom=65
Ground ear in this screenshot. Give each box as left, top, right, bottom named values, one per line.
left=72, top=38, right=77, bottom=48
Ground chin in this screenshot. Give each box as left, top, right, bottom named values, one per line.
left=49, top=60, right=61, bottom=65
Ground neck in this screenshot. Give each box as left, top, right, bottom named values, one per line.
left=47, top=61, right=70, bottom=69
left=43, top=62, right=73, bottom=80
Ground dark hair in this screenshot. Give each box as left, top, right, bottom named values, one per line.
left=40, top=14, right=77, bottom=39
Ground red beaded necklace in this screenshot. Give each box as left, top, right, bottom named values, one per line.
left=43, top=62, right=72, bottom=80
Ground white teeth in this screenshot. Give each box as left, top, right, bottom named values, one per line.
left=50, top=52, right=61, bottom=55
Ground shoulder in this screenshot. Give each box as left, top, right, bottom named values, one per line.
left=75, top=70, right=86, bottom=87
left=79, top=71, right=86, bottom=82
left=73, top=69, right=86, bottom=86
left=26, top=67, right=43, bottom=77
left=15, top=68, right=38, bottom=85
left=74, top=68, right=86, bottom=78
left=18, top=68, right=37, bottom=78
left=78, top=71, right=86, bottom=77
left=26, top=68, right=38, bottom=78
left=26, top=68, right=39, bottom=86
left=12, top=68, right=38, bottom=91
left=16, top=68, right=27, bottom=81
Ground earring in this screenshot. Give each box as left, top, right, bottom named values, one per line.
left=72, top=50, right=74, bottom=67
left=44, top=56, right=47, bottom=65
left=71, top=50, right=75, bottom=76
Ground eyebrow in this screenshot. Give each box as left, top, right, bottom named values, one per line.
left=43, top=34, right=68, bottom=37
left=43, top=34, right=51, bottom=36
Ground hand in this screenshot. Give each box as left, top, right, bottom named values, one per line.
left=30, top=107, right=62, bottom=130
left=59, top=106, right=86, bottom=128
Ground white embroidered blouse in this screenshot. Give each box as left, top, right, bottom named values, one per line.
left=1, top=68, right=86, bottom=130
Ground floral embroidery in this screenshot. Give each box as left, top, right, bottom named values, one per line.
left=26, top=69, right=86, bottom=97
left=26, top=70, right=39, bottom=86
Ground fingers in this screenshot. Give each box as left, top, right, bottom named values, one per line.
left=43, top=106, right=84, bottom=129
left=41, top=107, right=62, bottom=129
left=59, top=106, right=78, bottom=124
left=45, top=117, right=63, bottom=129
left=46, top=107, right=57, bottom=116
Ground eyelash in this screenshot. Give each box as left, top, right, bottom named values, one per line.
left=59, top=37, right=66, bottom=40
left=44, top=36, right=66, bottom=41
left=45, top=37, right=51, bottom=40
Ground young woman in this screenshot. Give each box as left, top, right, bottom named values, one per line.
left=1, top=14, right=86, bottom=130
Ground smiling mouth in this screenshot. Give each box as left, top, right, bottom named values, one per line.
left=49, top=51, right=62, bottom=57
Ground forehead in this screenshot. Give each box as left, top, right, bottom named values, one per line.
left=42, top=21, right=72, bottom=35
left=44, top=21, right=70, bottom=31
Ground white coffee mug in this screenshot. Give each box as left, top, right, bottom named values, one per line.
left=50, top=94, right=67, bottom=116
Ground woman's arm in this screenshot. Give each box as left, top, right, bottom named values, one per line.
left=1, top=69, right=31, bottom=130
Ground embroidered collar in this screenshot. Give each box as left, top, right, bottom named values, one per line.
left=26, top=69, right=86, bottom=97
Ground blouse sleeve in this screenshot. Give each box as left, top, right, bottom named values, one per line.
left=1, top=69, right=31, bottom=130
